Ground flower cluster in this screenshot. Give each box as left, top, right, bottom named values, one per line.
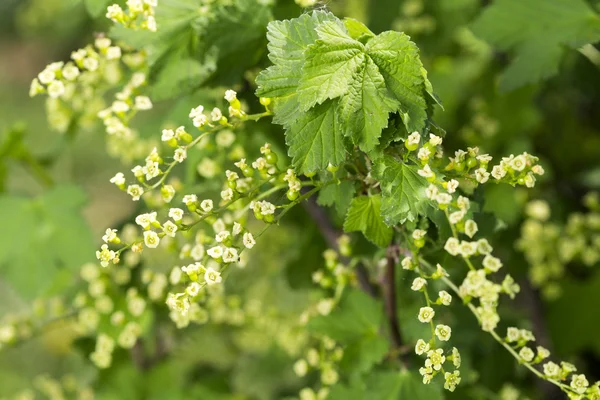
left=8, top=374, right=94, bottom=400
left=517, top=194, right=600, bottom=299
left=503, top=327, right=600, bottom=399
left=403, top=230, right=461, bottom=392
left=293, top=336, right=343, bottom=400
left=106, top=0, right=157, bottom=32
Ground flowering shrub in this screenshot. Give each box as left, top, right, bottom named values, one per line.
left=2, top=0, right=600, bottom=399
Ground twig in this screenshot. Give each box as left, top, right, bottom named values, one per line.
left=382, top=244, right=404, bottom=351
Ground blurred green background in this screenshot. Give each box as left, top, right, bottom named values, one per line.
left=1, top=0, right=600, bottom=399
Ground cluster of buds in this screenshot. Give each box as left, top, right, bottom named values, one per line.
left=106, top=0, right=157, bottom=32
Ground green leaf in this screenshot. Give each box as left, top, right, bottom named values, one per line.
left=328, top=370, right=443, bottom=400
left=343, top=194, right=393, bottom=248
left=338, top=335, right=388, bottom=376
left=151, top=56, right=217, bottom=101
left=338, top=56, right=399, bottom=152
left=286, top=102, right=347, bottom=174
left=256, top=11, right=338, bottom=99
left=0, top=186, right=95, bottom=299
left=84, top=0, right=111, bottom=17
left=366, top=31, right=428, bottom=132
left=297, top=21, right=366, bottom=110
left=257, top=11, right=430, bottom=171
left=375, top=157, right=431, bottom=224
left=317, top=180, right=356, bottom=216
left=471, top=0, right=600, bottom=90
left=308, top=289, right=383, bottom=343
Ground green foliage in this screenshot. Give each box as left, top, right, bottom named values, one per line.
left=83, top=0, right=111, bottom=17
left=257, top=11, right=429, bottom=172
left=343, top=194, right=393, bottom=247
left=374, top=156, right=431, bottom=224
left=0, top=185, right=94, bottom=299
left=317, top=180, right=356, bottom=217
left=472, top=0, right=600, bottom=90
left=112, top=0, right=271, bottom=100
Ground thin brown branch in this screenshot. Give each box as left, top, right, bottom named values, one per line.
left=382, top=245, right=404, bottom=351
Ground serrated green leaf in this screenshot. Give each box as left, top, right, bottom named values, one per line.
left=366, top=31, right=428, bottom=132
left=307, top=289, right=383, bottom=342
left=338, top=335, right=388, bottom=376
left=472, top=0, right=600, bottom=90
left=297, top=21, right=366, bottom=110
left=317, top=180, right=356, bottom=216
left=257, top=11, right=430, bottom=172
left=343, top=194, right=392, bottom=248
left=339, top=56, right=399, bottom=152
left=375, top=157, right=431, bottom=224
left=286, top=101, right=347, bottom=173
left=256, top=11, right=338, bottom=99
left=343, top=18, right=375, bottom=41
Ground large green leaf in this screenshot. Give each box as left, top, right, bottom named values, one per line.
left=308, top=289, right=383, bottom=343
left=317, top=180, right=356, bottom=217
left=472, top=0, right=600, bottom=91
left=375, top=157, right=431, bottom=225
left=256, top=12, right=429, bottom=171
left=343, top=194, right=393, bottom=248
left=286, top=102, right=347, bottom=173
left=0, top=186, right=95, bottom=299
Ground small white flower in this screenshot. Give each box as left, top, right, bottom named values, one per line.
left=438, top=290, right=452, bottom=306
left=412, top=229, right=427, bottom=240
left=418, top=164, right=434, bottom=179
left=491, top=165, right=507, bottom=180
left=222, top=247, right=238, bottom=263
left=134, top=96, right=152, bottom=110
left=47, top=81, right=65, bottom=98
left=207, top=246, right=223, bottom=259
left=474, top=168, right=490, bottom=184
left=316, top=298, right=335, bottom=315
left=446, top=179, right=459, bottom=193
left=174, top=148, right=187, bottom=163
left=459, top=241, right=477, bottom=257
left=519, top=346, right=535, bottom=362
left=146, top=16, right=157, bottom=32
left=407, top=131, right=420, bottom=146
left=143, top=231, right=160, bottom=248
left=476, top=238, right=493, bottom=254
left=102, top=228, right=118, bottom=243
left=418, top=147, right=431, bottom=161
left=418, top=307, right=435, bottom=323
left=232, top=222, right=242, bottom=236
left=506, top=327, right=521, bottom=343
left=112, top=100, right=129, bottom=113
left=464, top=219, right=478, bottom=238
left=435, top=324, right=451, bottom=341
left=215, top=231, right=230, bottom=243
left=444, top=238, right=460, bottom=256
left=457, top=196, right=470, bottom=210
left=161, top=129, right=175, bottom=142
left=482, top=255, right=503, bottom=272
left=127, top=185, right=144, bottom=201
left=211, top=107, right=223, bottom=121
left=200, top=199, right=213, bottom=212
left=62, top=63, right=80, bottom=81
left=204, top=267, right=222, bottom=285
left=436, top=193, right=452, bottom=205
left=401, top=257, right=413, bottom=270
left=524, top=173, right=536, bottom=188
left=543, top=362, right=561, bottom=378
left=511, top=155, right=527, bottom=171
left=96, top=244, right=116, bottom=267
left=425, top=184, right=438, bottom=200
left=169, top=208, right=184, bottom=221
left=449, top=210, right=465, bottom=225
left=415, top=339, right=430, bottom=355
left=224, top=90, right=237, bottom=102
left=163, top=221, right=178, bottom=237
left=411, top=277, right=427, bottom=291
left=221, top=188, right=234, bottom=202
left=429, top=134, right=443, bottom=146
left=135, top=212, right=157, bottom=229
left=183, top=194, right=198, bottom=205
left=532, top=165, right=545, bottom=175
left=243, top=232, right=255, bottom=249
left=193, top=114, right=208, bottom=127
left=143, top=160, right=160, bottom=180
left=110, top=172, right=125, bottom=186
left=189, top=105, right=204, bottom=119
